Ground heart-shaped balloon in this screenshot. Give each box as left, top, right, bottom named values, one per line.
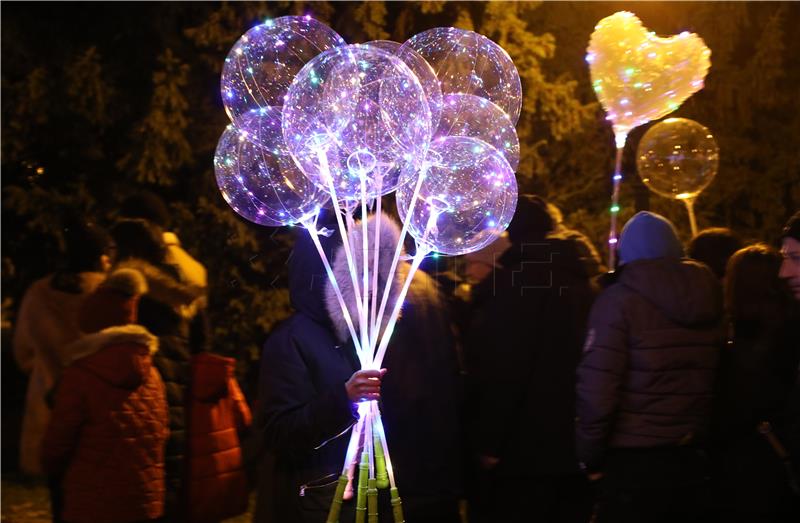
left=587, top=11, right=711, bottom=139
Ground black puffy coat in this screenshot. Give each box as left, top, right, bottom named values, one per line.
left=576, top=258, right=724, bottom=469
left=467, top=236, right=597, bottom=476
left=254, top=230, right=360, bottom=523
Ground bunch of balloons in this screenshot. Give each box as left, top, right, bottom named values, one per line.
left=214, top=16, right=520, bottom=522
left=587, top=11, right=711, bottom=267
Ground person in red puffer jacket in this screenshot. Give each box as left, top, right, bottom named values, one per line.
left=42, top=268, right=169, bottom=523
left=186, top=352, right=252, bottom=523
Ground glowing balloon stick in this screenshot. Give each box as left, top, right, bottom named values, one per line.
left=372, top=402, right=405, bottom=523
left=370, top=401, right=396, bottom=488
left=342, top=406, right=367, bottom=475
left=608, top=134, right=626, bottom=270
left=370, top=184, right=382, bottom=348
left=317, top=147, right=367, bottom=361
left=372, top=163, right=429, bottom=357
left=302, top=214, right=366, bottom=366
left=372, top=208, right=438, bottom=369
left=360, top=169, right=372, bottom=361
left=365, top=403, right=375, bottom=479
left=683, top=197, right=698, bottom=237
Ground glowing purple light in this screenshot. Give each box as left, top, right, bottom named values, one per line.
left=396, top=136, right=517, bottom=256
left=403, top=27, right=522, bottom=124
left=221, top=16, right=345, bottom=120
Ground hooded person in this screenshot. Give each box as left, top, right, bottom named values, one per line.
left=576, top=211, right=724, bottom=523
left=41, top=268, right=169, bottom=523
left=466, top=195, right=598, bottom=523
left=254, top=209, right=386, bottom=523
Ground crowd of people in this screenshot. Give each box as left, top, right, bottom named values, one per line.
left=11, top=190, right=800, bottom=523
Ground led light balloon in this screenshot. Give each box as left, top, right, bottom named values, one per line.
left=221, top=16, right=345, bottom=121
left=214, top=107, right=329, bottom=226
left=364, top=40, right=443, bottom=130
left=636, top=117, right=718, bottom=235
left=437, top=93, right=520, bottom=171
left=396, top=136, right=518, bottom=256
left=403, top=27, right=522, bottom=124
left=283, top=45, right=432, bottom=200
left=587, top=11, right=711, bottom=138
left=636, top=118, right=718, bottom=200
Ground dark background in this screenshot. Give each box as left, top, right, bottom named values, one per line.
left=3, top=0, right=799, bottom=475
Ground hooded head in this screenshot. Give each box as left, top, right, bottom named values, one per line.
left=506, top=194, right=554, bottom=245
left=618, top=211, right=684, bottom=265
left=79, top=268, right=148, bottom=333
left=688, top=227, right=742, bottom=279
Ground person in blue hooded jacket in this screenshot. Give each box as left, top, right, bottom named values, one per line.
left=576, top=211, right=724, bottom=523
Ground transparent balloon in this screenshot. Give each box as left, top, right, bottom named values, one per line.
left=282, top=45, right=432, bottom=201
left=214, top=107, right=330, bottom=226
left=587, top=11, right=711, bottom=138
left=221, top=16, right=345, bottom=121
left=636, top=117, right=719, bottom=200
left=364, top=40, right=443, bottom=130
left=403, top=27, right=522, bottom=124
left=396, top=136, right=518, bottom=256
left=437, top=93, right=519, bottom=171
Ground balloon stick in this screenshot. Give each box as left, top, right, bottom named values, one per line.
left=608, top=133, right=627, bottom=271
left=372, top=208, right=438, bottom=369
left=326, top=474, right=349, bottom=523
left=303, top=218, right=363, bottom=358
left=360, top=172, right=371, bottom=361
left=370, top=181, right=383, bottom=348
left=683, top=197, right=698, bottom=237
left=319, top=148, right=367, bottom=363
left=372, top=163, right=429, bottom=357
left=356, top=451, right=369, bottom=523
left=371, top=402, right=394, bottom=488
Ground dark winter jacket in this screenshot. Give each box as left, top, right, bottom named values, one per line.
left=710, top=316, right=800, bottom=518
left=576, top=258, right=723, bottom=469
left=468, top=235, right=597, bottom=476
left=186, top=353, right=252, bottom=523
left=116, top=257, right=204, bottom=518
left=42, top=326, right=169, bottom=523
left=255, top=226, right=360, bottom=523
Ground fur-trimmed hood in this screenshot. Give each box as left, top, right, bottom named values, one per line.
left=325, top=213, right=405, bottom=343
left=63, top=325, right=159, bottom=389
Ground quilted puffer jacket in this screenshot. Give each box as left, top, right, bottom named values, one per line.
left=186, top=353, right=252, bottom=523
left=42, top=325, right=169, bottom=523
left=576, top=258, right=724, bottom=469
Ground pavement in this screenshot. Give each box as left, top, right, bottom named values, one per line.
left=1, top=475, right=254, bottom=523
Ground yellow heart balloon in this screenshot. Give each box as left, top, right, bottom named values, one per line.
left=587, top=11, right=711, bottom=141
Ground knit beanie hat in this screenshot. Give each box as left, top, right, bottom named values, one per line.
left=618, top=211, right=684, bottom=265
left=781, top=211, right=800, bottom=242
left=79, top=268, right=148, bottom=333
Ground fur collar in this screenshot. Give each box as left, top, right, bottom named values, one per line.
left=324, top=213, right=406, bottom=343
left=63, top=325, right=158, bottom=365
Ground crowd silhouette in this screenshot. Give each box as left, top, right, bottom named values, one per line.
left=10, top=191, right=800, bottom=523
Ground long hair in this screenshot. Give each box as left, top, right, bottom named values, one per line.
left=725, top=243, right=791, bottom=331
